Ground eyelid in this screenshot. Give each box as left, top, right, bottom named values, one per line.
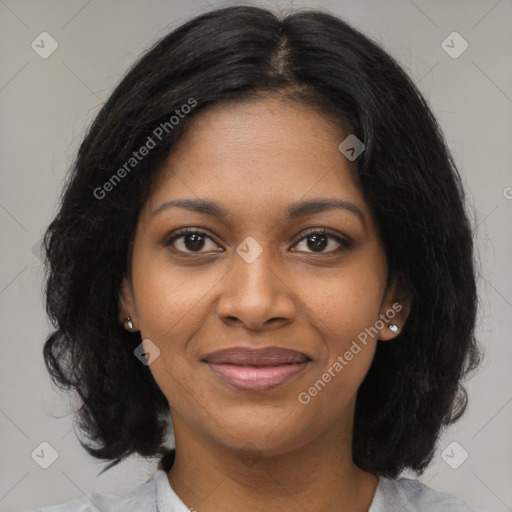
left=164, top=227, right=353, bottom=256
left=163, top=227, right=221, bottom=249
left=292, top=227, right=352, bottom=247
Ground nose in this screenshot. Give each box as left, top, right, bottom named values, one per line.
left=216, top=246, right=297, bottom=331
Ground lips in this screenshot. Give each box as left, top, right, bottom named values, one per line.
left=203, top=346, right=309, bottom=365
left=202, top=346, right=310, bottom=392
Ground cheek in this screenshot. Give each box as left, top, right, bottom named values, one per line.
left=297, top=278, right=383, bottom=416
left=304, top=253, right=386, bottom=347
left=131, top=248, right=218, bottom=340
left=129, top=250, right=223, bottom=404
left=301, top=251, right=385, bottom=390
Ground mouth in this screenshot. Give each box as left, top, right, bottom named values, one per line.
left=202, top=346, right=310, bottom=392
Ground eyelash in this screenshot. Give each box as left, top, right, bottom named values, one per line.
left=164, top=227, right=352, bottom=256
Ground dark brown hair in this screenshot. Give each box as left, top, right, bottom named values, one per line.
left=42, top=5, right=481, bottom=478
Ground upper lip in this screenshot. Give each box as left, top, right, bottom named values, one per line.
left=202, top=346, right=310, bottom=366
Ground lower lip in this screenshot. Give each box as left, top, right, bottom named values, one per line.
left=205, top=362, right=309, bottom=391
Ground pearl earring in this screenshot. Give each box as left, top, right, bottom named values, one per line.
left=126, top=317, right=134, bottom=330
left=389, top=324, right=399, bottom=334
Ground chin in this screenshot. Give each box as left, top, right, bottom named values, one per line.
left=208, top=412, right=319, bottom=458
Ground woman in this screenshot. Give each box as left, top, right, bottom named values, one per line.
left=30, top=5, right=480, bottom=511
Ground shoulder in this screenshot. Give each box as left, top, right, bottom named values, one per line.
left=23, top=472, right=157, bottom=512
left=372, top=476, right=477, bottom=511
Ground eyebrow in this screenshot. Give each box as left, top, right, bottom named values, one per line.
left=151, top=197, right=366, bottom=226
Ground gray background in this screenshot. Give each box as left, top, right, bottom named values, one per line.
left=1, top=0, right=511, bottom=511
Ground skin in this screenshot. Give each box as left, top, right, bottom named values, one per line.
left=119, top=94, right=410, bottom=512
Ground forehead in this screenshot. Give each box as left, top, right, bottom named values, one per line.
left=143, top=95, right=369, bottom=223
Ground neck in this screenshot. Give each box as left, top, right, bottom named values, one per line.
left=166, top=411, right=379, bottom=512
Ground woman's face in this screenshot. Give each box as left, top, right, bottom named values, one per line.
left=120, top=95, right=406, bottom=456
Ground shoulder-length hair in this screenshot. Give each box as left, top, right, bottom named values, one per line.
left=42, top=5, right=480, bottom=478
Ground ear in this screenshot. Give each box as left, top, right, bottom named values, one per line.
left=118, top=276, right=139, bottom=332
left=377, top=273, right=411, bottom=341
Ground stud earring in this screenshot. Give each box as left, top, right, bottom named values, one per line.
left=126, top=317, right=134, bottom=331
left=389, top=324, right=399, bottom=334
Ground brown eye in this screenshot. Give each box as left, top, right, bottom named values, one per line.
left=292, top=229, right=351, bottom=254
left=165, top=229, right=221, bottom=254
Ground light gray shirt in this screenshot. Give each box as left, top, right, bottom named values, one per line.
left=26, top=469, right=476, bottom=511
